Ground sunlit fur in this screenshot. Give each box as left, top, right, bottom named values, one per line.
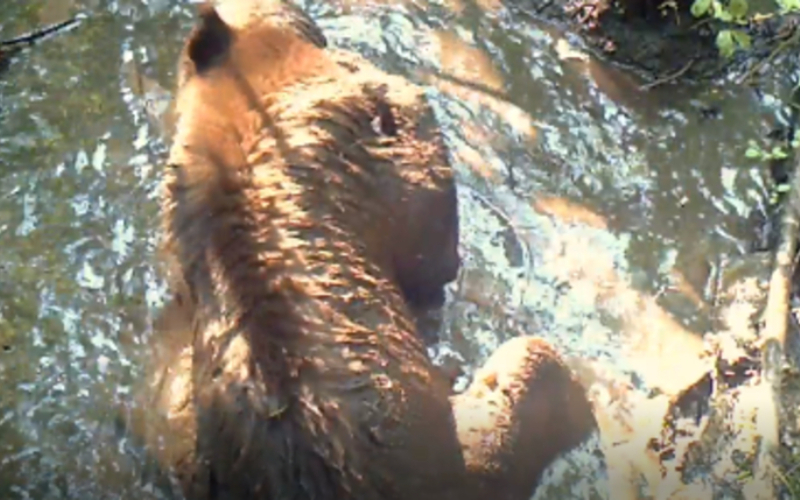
left=132, top=2, right=598, bottom=500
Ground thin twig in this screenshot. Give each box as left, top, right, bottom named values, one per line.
left=639, top=58, right=696, bottom=90
left=0, top=16, right=84, bottom=50
left=689, top=17, right=715, bottom=33
left=535, top=0, right=557, bottom=14
left=738, top=26, right=800, bottom=85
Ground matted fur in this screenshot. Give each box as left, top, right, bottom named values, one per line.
left=131, top=2, right=598, bottom=500
left=161, top=3, right=463, bottom=499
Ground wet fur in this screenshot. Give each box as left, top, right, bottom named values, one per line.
left=132, top=2, right=597, bottom=499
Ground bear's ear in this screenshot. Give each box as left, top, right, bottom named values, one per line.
left=187, top=3, right=232, bottom=74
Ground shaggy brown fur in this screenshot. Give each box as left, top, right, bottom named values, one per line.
left=131, top=2, right=598, bottom=500
left=453, top=336, right=596, bottom=500
left=169, top=0, right=459, bottom=314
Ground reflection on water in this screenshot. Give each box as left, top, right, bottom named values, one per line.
left=0, top=0, right=780, bottom=497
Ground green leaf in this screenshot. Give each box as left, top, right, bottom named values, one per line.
left=691, top=0, right=713, bottom=16
left=745, top=146, right=762, bottom=158
left=731, top=30, right=752, bottom=48
left=778, top=0, right=800, bottom=12
left=771, top=146, right=788, bottom=159
left=728, top=0, right=749, bottom=18
left=713, top=0, right=734, bottom=21
left=716, top=30, right=736, bottom=58
left=776, top=183, right=791, bottom=193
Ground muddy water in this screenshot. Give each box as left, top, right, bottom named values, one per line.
left=0, top=0, right=784, bottom=498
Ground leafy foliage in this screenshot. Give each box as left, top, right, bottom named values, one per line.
left=689, top=0, right=752, bottom=57
left=745, top=131, right=800, bottom=203
left=777, top=0, right=800, bottom=12
left=689, top=0, right=800, bottom=57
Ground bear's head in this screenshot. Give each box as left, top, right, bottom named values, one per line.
left=166, top=1, right=460, bottom=317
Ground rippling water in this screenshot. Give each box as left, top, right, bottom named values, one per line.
left=0, top=0, right=787, bottom=497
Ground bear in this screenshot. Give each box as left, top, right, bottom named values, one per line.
left=126, top=2, right=598, bottom=500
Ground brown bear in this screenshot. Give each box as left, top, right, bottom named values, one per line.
left=128, top=2, right=598, bottom=500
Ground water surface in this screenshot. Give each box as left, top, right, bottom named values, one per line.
left=0, top=0, right=784, bottom=497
